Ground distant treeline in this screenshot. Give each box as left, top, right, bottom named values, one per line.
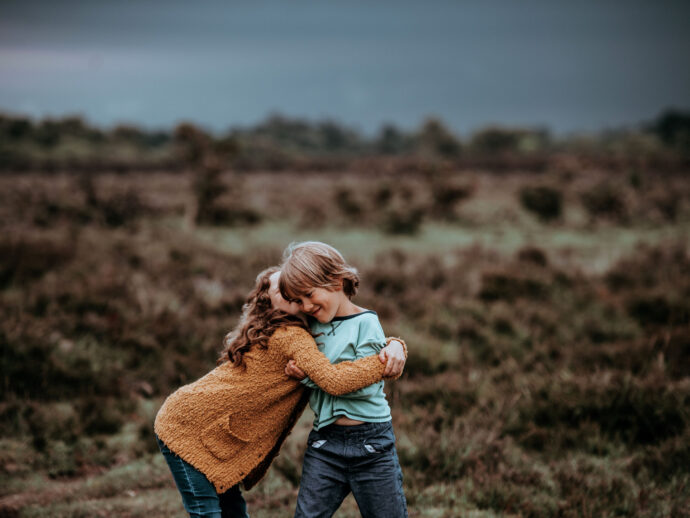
left=0, top=109, right=688, bottom=172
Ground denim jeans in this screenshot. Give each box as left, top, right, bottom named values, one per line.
left=156, top=434, right=249, bottom=518
left=294, top=421, right=408, bottom=518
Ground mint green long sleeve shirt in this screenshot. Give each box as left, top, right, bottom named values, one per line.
left=301, top=310, right=391, bottom=430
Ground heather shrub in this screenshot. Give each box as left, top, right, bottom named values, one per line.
left=380, top=203, right=424, bottom=235
left=632, top=428, right=690, bottom=479
left=0, top=170, right=688, bottom=516
left=32, top=194, right=93, bottom=227
left=660, top=328, right=690, bottom=380
left=334, top=185, right=364, bottom=221
left=399, top=377, right=476, bottom=416
left=98, top=189, right=146, bottom=228
left=518, top=185, right=562, bottom=222
left=0, top=234, right=75, bottom=287
left=402, top=351, right=443, bottom=377
left=514, top=375, right=688, bottom=446
left=428, top=176, right=474, bottom=220
left=478, top=270, right=549, bottom=302
left=625, top=294, right=689, bottom=327
left=296, top=201, right=328, bottom=229
left=649, top=188, right=681, bottom=221
left=581, top=182, right=627, bottom=222
left=516, top=246, right=548, bottom=267
left=376, top=181, right=426, bottom=235
left=192, top=162, right=226, bottom=224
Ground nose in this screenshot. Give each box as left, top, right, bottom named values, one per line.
left=301, top=300, right=313, bottom=312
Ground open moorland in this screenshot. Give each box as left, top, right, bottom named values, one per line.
left=1, top=146, right=689, bottom=517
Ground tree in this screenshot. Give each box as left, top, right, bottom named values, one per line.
left=415, top=118, right=461, bottom=158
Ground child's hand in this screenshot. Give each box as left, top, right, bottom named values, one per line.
left=285, top=359, right=307, bottom=380
left=379, top=340, right=406, bottom=377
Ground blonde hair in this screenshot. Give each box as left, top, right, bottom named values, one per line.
left=279, top=241, right=360, bottom=301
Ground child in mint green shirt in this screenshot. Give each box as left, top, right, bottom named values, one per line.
left=280, top=241, right=408, bottom=518
left=302, top=310, right=392, bottom=430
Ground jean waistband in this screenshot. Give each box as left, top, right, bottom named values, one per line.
left=316, top=420, right=392, bottom=437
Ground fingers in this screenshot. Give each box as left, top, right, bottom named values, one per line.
left=384, top=364, right=392, bottom=377
left=382, top=341, right=406, bottom=377
left=385, top=355, right=404, bottom=377
left=392, top=357, right=404, bottom=376
left=384, top=354, right=398, bottom=377
left=285, top=360, right=306, bottom=380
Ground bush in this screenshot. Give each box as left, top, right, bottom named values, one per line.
left=516, top=246, right=549, bottom=267
left=99, top=190, right=145, bottom=228
left=519, top=186, right=562, bottom=222
left=648, top=108, right=690, bottom=152
left=478, top=271, right=549, bottom=302
left=470, top=127, right=521, bottom=153
left=334, top=186, right=363, bottom=221
left=470, top=126, right=550, bottom=154
left=429, top=177, right=474, bottom=220
left=414, top=118, right=462, bottom=158
left=650, top=189, right=681, bottom=222
left=0, top=234, right=75, bottom=287
left=192, top=163, right=226, bottom=225
left=581, top=183, right=627, bottom=222
left=380, top=204, right=424, bottom=235
left=517, top=377, right=688, bottom=446
left=626, top=294, right=689, bottom=327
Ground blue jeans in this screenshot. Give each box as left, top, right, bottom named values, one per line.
left=156, top=434, right=249, bottom=518
left=294, top=421, right=408, bottom=518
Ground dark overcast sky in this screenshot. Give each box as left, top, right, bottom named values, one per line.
left=1, top=0, right=689, bottom=134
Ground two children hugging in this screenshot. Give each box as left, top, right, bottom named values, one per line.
left=155, top=240, right=407, bottom=518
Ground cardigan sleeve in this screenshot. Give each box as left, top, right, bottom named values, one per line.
left=272, top=327, right=403, bottom=396
left=300, top=335, right=407, bottom=394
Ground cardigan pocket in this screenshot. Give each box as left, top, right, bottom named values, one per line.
left=201, top=415, right=250, bottom=461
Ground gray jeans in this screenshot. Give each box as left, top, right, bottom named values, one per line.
left=294, top=421, right=408, bottom=518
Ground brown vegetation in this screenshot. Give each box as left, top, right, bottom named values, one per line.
left=0, top=161, right=688, bottom=516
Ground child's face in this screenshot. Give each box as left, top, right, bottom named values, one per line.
left=292, top=284, right=346, bottom=323
left=269, top=272, right=300, bottom=316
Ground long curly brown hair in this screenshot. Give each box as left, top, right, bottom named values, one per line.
left=218, top=266, right=309, bottom=367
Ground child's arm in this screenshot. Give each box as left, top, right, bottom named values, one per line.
left=303, top=338, right=388, bottom=398
left=291, top=337, right=406, bottom=389
left=273, top=327, right=407, bottom=397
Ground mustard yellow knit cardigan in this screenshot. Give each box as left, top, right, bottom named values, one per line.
left=154, top=326, right=405, bottom=493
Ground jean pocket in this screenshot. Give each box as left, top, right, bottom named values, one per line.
left=307, top=429, right=328, bottom=449
left=362, top=428, right=395, bottom=454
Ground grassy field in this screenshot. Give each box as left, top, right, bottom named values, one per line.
left=1, top=166, right=689, bottom=517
